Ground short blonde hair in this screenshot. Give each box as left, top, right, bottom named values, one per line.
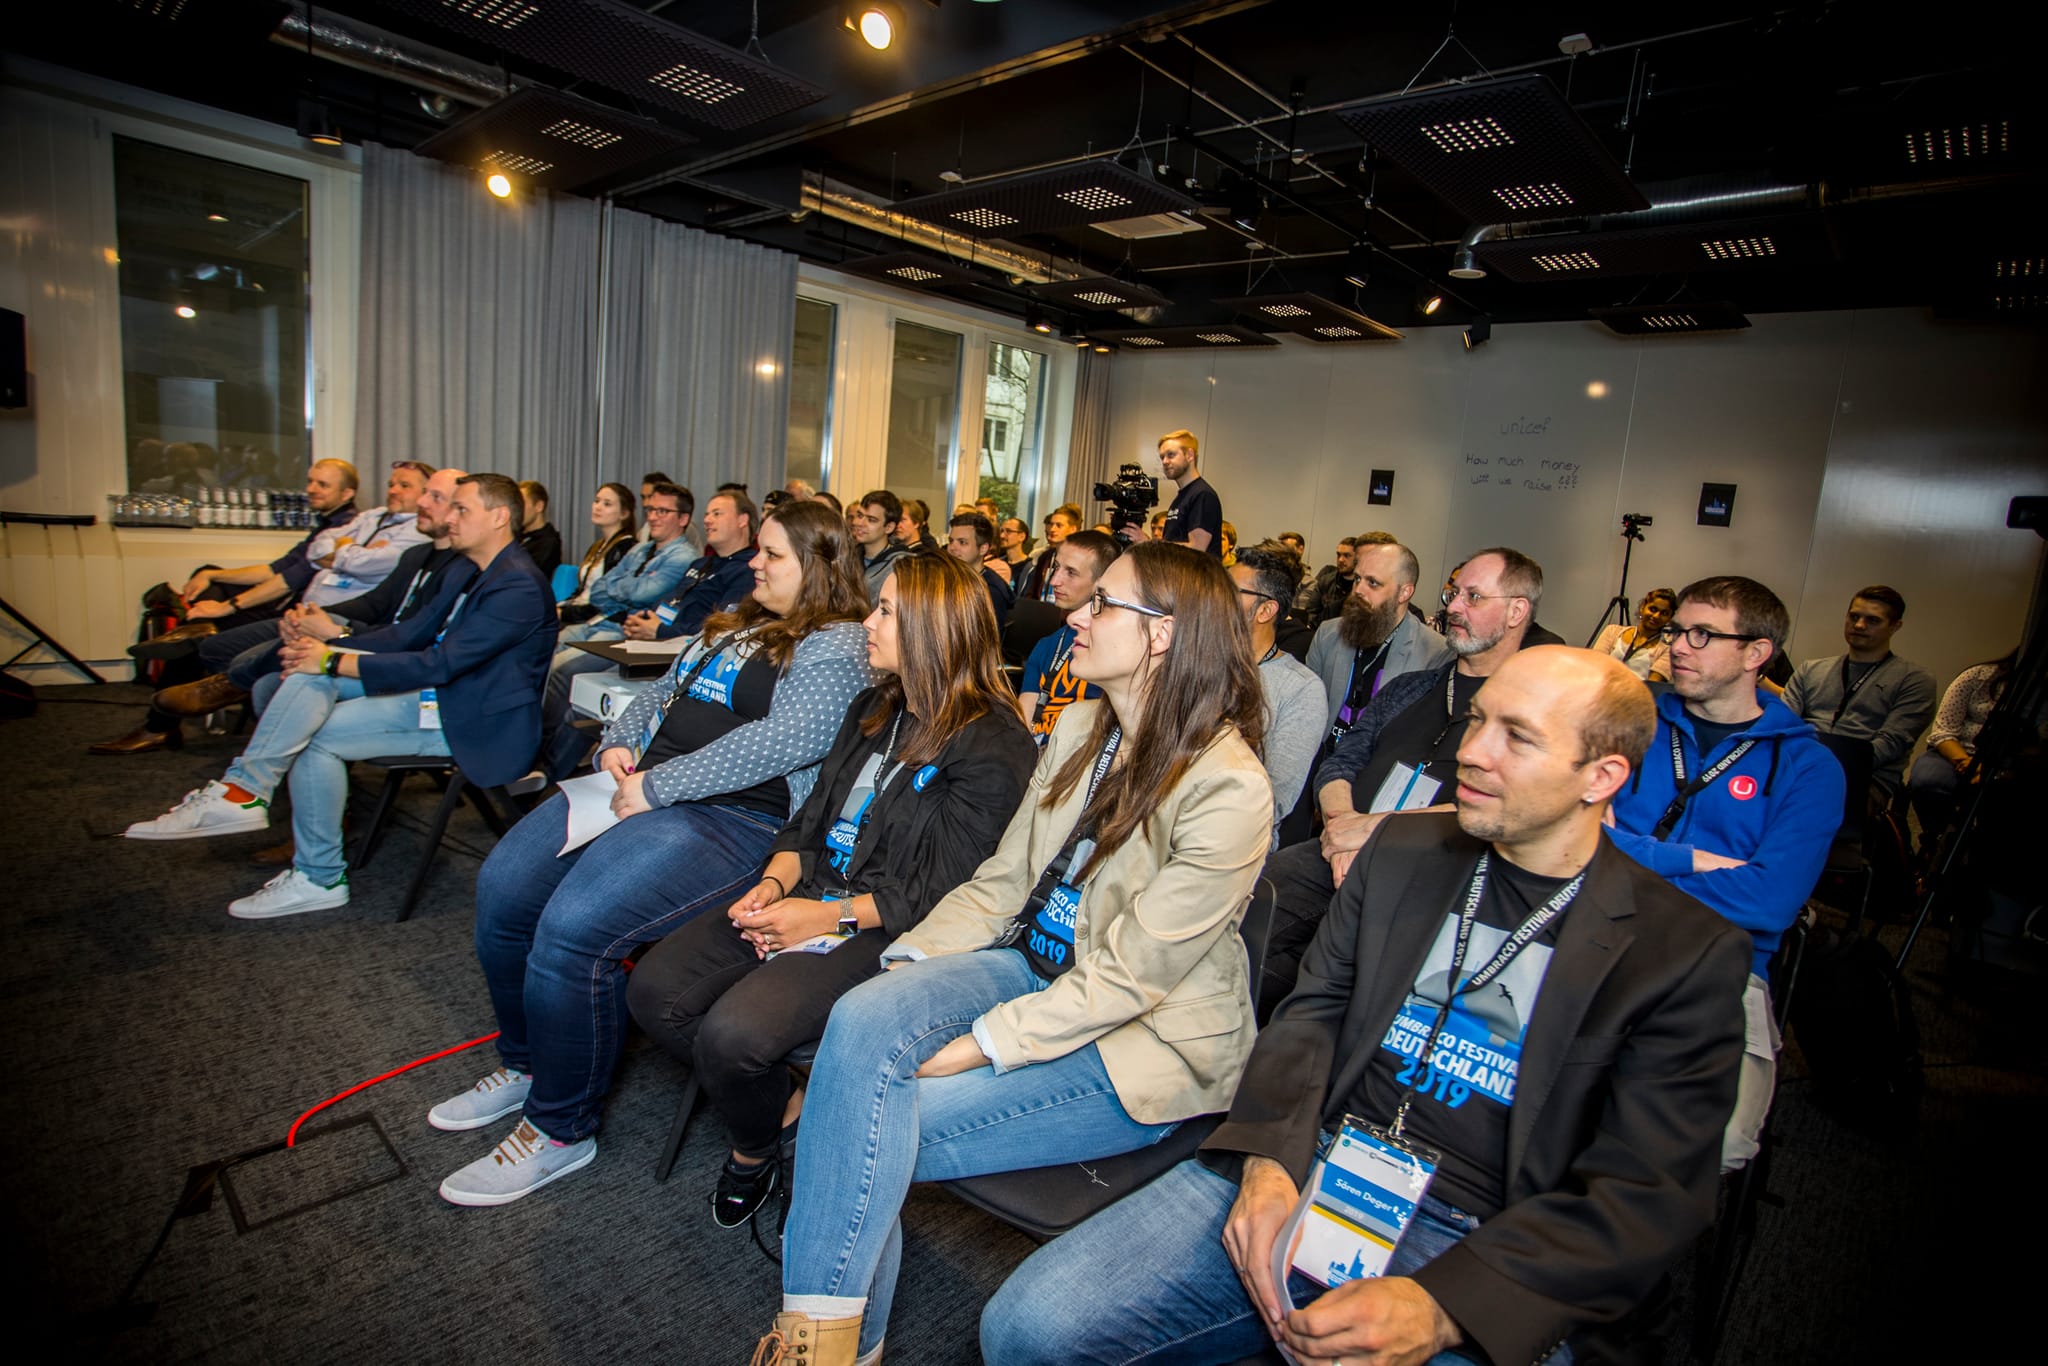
left=1157, top=429, right=1199, bottom=458
left=312, top=458, right=359, bottom=492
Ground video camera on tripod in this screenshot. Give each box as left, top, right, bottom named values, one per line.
left=1621, top=512, right=1653, bottom=541
left=1093, top=463, right=1158, bottom=536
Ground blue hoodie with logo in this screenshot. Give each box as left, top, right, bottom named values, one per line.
left=1609, top=689, right=1845, bottom=979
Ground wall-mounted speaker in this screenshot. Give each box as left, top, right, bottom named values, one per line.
left=0, top=308, right=24, bottom=409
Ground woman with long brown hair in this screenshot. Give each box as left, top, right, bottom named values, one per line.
left=755, top=541, right=1272, bottom=1366
left=625, top=553, right=1037, bottom=1227
left=560, top=481, right=637, bottom=603
left=430, top=501, right=874, bottom=1207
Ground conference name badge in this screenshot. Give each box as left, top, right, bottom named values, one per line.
left=825, top=817, right=860, bottom=860
left=654, top=602, right=678, bottom=625
left=418, top=687, right=442, bottom=730
left=1277, top=1117, right=1438, bottom=1314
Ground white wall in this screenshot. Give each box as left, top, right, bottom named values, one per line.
left=1105, top=308, right=2047, bottom=695
left=0, top=61, right=360, bottom=672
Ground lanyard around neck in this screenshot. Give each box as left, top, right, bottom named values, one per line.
left=1833, top=653, right=1891, bottom=725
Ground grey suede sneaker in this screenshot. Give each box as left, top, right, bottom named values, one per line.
left=438, top=1120, right=595, bottom=1207
left=427, top=1068, right=532, bottom=1132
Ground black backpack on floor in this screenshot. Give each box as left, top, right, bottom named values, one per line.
left=1786, top=916, right=1923, bottom=1122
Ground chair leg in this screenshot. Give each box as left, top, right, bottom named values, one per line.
left=397, top=773, right=468, bottom=923
left=351, top=769, right=410, bottom=870
left=655, top=1074, right=704, bottom=1183
left=462, top=783, right=510, bottom=838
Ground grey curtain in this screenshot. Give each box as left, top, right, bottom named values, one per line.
left=597, top=208, right=798, bottom=519
left=354, top=143, right=601, bottom=513
left=354, top=143, right=799, bottom=556
left=1063, top=349, right=1116, bottom=510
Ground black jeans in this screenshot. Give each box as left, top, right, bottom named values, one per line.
left=626, top=911, right=891, bottom=1159
left=1256, top=838, right=1341, bottom=1021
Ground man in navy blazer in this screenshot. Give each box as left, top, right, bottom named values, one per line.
left=126, top=473, right=557, bottom=920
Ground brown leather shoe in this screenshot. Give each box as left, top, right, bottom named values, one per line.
left=249, top=838, right=296, bottom=866
left=154, top=674, right=250, bottom=718
left=129, top=621, right=219, bottom=661
left=87, top=724, right=184, bottom=755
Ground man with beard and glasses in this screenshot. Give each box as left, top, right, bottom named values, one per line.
left=1255, top=549, right=1543, bottom=1013
left=1305, top=538, right=1452, bottom=771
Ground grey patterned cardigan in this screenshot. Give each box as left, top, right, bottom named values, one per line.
left=597, top=619, right=876, bottom=815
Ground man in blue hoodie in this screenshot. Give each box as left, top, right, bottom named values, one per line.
left=1607, top=574, right=1843, bottom=1169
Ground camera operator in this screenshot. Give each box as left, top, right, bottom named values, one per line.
left=1125, top=429, right=1221, bottom=557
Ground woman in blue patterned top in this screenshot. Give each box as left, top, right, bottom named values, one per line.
left=431, top=501, right=873, bottom=1207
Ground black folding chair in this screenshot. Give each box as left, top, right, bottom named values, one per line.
left=349, top=756, right=519, bottom=922
left=937, top=878, right=1278, bottom=1239
left=653, top=1040, right=817, bottom=1183
left=1812, top=732, right=1877, bottom=930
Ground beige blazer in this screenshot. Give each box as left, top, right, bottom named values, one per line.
left=892, top=699, right=1272, bottom=1125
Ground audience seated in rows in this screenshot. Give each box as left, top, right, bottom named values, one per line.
left=1782, top=584, right=1938, bottom=796
left=1303, top=537, right=1454, bottom=773
left=539, top=482, right=699, bottom=777
left=980, top=647, right=1751, bottom=1366
left=757, top=541, right=1272, bottom=1364
left=1016, top=529, right=1121, bottom=744
left=1261, top=547, right=1542, bottom=1010
left=123, top=474, right=558, bottom=921
left=626, top=553, right=1037, bottom=1226
left=1231, top=538, right=1325, bottom=849
left=431, top=501, right=875, bottom=1206
left=1015, top=503, right=1081, bottom=603
left=1591, top=586, right=1676, bottom=682
left=1607, top=576, right=1844, bottom=1169
left=620, top=489, right=760, bottom=643
left=91, top=458, right=364, bottom=754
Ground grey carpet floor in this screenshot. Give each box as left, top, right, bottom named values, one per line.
left=3, top=683, right=2038, bottom=1363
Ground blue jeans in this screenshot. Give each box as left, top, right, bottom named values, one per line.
left=783, top=949, right=1180, bottom=1358
left=197, top=618, right=281, bottom=675
left=981, top=1147, right=1572, bottom=1366
left=285, top=686, right=450, bottom=884
left=228, top=637, right=284, bottom=697
left=472, top=791, right=782, bottom=1140
left=225, top=672, right=368, bottom=800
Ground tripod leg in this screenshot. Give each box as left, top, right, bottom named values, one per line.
left=0, top=595, right=107, bottom=684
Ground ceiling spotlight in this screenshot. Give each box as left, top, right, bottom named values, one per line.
left=174, top=304, right=197, bottom=319
left=847, top=5, right=899, bottom=50
left=1463, top=315, right=1492, bottom=350
left=1092, top=342, right=1113, bottom=354
left=485, top=172, right=514, bottom=199
left=298, top=99, right=343, bottom=148
left=1449, top=246, right=1486, bottom=280
left=1420, top=289, right=1444, bottom=316
left=1024, top=305, right=1053, bottom=334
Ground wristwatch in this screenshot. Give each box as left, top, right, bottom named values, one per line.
left=837, top=912, right=860, bottom=938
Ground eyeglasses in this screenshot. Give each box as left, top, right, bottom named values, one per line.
left=1439, top=585, right=1525, bottom=608
left=1088, top=588, right=1169, bottom=620
left=644, top=504, right=681, bottom=518
left=1236, top=587, right=1277, bottom=605
left=1660, top=623, right=1763, bottom=649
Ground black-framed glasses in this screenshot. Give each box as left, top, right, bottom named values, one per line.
left=1661, top=623, right=1763, bottom=649
left=1088, top=588, right=1169, bottom=620
left=1440, top=585, right=1525, bottom=608
left=1236, top=586, right=1277, bottom=605
left=643, top=503, right=682, bottom=518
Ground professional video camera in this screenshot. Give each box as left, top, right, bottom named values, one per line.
left=1093, top=462, right=1159, bottom=536
left=1621, top=511, right=1653, bottom=540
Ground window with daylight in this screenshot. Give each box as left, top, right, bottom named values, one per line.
left=785, top=296, right=836, bottom=491
left=976, top=341, right=1046, bottom=523
left=882, top=319, right=963, bottom=518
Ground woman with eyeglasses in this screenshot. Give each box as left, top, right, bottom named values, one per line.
left=754, top=541, right=1272, bottom=1366
left=1592, top=587, right=1676, bottom=682
left=626, top=553, right=1036, bottom=1229
left=430, top=501, right=874, bottom=1207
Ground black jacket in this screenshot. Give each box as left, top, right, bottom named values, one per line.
left=330, top=541, right=462, bottom=628
left=769, top=688, right=1037, bottom=938
left=1207, top=813, right=1749, bottom=1366
left=519, top=522, right=564, bottom=577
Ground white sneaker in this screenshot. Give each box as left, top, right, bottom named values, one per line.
left=227, top=868, right=350, bottom=920
left=126, top=780, right=270, bottom=840
left=428, top=1069, right=533, bottom=1131
left=438, top=1120, right=596, bottom=1207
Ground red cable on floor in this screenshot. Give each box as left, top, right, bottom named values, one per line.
left=285, top=1031, right=501, bottom=1147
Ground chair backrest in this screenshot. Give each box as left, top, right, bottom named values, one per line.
left=1815, top=731, right=1875, bottom=844
left=1240, top=877, right=1277, bottom=998
left=549, top=562, right=581, bottom=603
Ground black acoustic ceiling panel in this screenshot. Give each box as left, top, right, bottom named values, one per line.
left=377, top=0, right=825, bottom=131
left=1335, top=75, right=1647, bottom=223
left=416, top=87, right=694, bottom=192
left=1025, top=276, right=1175, bottom=311
left=1591, top=303, right=1752, bottom=335
left=837, top=252, right=987, bottom=291
left=1472, top=214, right=1832, bottom=283
left=894, top=162, right=1198, bottom=239
left=1085, top=324, right=1280, bottom=350
left=1215, top=292, right=1403, bottom=342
